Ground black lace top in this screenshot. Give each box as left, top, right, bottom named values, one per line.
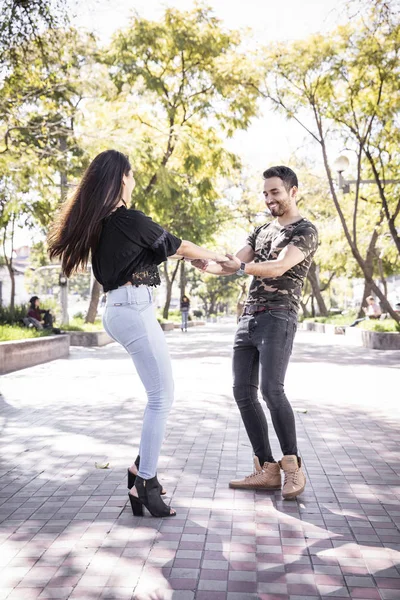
left=92, top=206, right=182, bottom=292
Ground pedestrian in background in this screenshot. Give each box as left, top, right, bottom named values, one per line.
left=180, top=295, right=190, bottom=332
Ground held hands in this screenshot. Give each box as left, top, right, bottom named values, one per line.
left=191, top=259, right=209, bottom=271
left=223, top=253, right=241, bottom=273
left=191, top=253, right=241, bottom=274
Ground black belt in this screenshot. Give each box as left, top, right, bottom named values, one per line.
left=242, top=305, right=290, bottom=316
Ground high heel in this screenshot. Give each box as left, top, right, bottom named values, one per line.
left=127, top=455, right=166, bottom=495
left=127, top=455, right=140, bottom=489
left=129, top=493, right=144, bottom=516
left=129, top=475, right=176, bottom=518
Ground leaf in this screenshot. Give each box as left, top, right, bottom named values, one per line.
left=95, top=462, right=110, bottom=469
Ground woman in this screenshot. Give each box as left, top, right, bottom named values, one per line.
left=27, top=296, right=54, bottom=330
left=180, top=295, right=190, bottom=332
left=48, top=149, right=228, bottom=518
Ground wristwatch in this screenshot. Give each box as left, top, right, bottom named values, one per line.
left=236, top=262, right=246, bottom=276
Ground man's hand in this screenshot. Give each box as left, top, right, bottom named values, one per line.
left=223, top=254, right=241, bottom=272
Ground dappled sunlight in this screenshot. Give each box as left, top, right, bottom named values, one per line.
left=1, top=323, right=399, bottom=598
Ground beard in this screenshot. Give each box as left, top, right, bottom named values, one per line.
left=268, top=202, right=286, bottom=217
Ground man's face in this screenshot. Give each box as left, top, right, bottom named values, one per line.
left=263, top=177, right=297, bottom=217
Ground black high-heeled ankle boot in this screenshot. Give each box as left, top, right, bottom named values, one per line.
left=127, top=455, right=166, bottom=495
left=128, top=475, right=176, bottom=518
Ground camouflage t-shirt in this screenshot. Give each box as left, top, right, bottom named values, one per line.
left=245, top=217, right=318, bottom=313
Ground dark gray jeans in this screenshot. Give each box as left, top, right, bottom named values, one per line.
left=233, top=310, right=298, bottom=464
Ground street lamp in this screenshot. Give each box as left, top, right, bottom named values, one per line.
left=58, top=272, right=69, bottom=326
left=334, top=155, right=400, bottom=194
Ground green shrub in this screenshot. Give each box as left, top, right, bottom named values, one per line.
left=61, top=317, right=103, bottom=332
left=359, top=319, right=400, bottom=333
left=0, top=304, right=28, bottom=325
left=303, top=312, right=357, bottom=326
left=0, top=324, right=52, bottom=341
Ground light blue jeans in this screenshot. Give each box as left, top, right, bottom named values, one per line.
left=103, top=285, right=174, bottom=479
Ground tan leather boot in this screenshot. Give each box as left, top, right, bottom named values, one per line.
left=279, top=455, right=306, bottom=500
left=229, top=457, right=282, bottom=490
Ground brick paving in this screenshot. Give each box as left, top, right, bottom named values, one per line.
left=0, top=321, right=400, bottom=600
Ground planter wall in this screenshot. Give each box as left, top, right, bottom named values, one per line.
left=0, top=335, right=70, bottom=375
left=301, top=321, right=400, bottom=350
left=160, top=322, right=175, bottom=331
left=358, top=329, right=400, bottom=350
left=301, top=322, right=344, bottom=335
left=68, top=331, right=112, bottom=347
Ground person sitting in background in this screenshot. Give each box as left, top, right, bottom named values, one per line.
left=350, top=295, right=382, bottom=327
left=180, top=295, right=190, bottom=332
left=26, top=296, right=54, bottom=330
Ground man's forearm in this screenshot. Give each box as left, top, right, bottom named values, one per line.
left=244, top=260, right=283, bottom=278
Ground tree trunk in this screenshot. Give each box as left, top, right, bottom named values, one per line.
left=179, top=259, right=186, bottom=299
left=317, top=127, right=399, bottom=322
left=7, top=263, right=15, bottom=316
left=162, top=261, right=180, bottom=319
left=357, top=226, right=379, bottom=318
left=2, top=214, right=16, bottom=317
left=310, top=294, right=315, bottom=317
left=300, top=300, right=310, bottom=318
left=377, top=254, right=388, bottom=298
left=307, top=261, right=329, bottom=316
left=85, top=279, right=102, bottom=323
left=209, top=294, right=218, bottom=316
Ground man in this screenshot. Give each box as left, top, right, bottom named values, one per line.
left=193, top=166, right=318, bottom=499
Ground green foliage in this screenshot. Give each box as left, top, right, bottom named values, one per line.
left=304, top=312, right=357, bottom=326
left=0, top=304, right=28, bottom=325
left=60, top=317, right=103, bottom=332
left=0, top=325, right=52, bottom=341
left=359, top=319, right=400, bottom=332
left=192, top=273, right=241, bottom=316
left=259, top=3, right=400, bottom=295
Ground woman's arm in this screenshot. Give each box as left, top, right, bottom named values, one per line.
left=175, top=240, right=228, bottom=263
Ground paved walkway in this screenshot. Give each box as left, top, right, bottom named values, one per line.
left=1, top=321, right=400, bottom=600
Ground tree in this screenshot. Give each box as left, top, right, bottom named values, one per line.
left=256, top=10, right=400, bottom=322
left=98, top=5, right=260, bottom=317
left=189, top=270, right=240, bottom=317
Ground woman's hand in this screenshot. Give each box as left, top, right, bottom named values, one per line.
left=213, top=253, right=230, bottom=264
left=191, top=259, right=209, bottom=271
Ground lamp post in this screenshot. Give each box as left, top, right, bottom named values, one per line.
left=334, top=155, right=400, bottom=194
left=58, top=272, right=69, bottom=326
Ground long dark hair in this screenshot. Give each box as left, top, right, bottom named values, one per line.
left=48, top=150, right=131, bottom=277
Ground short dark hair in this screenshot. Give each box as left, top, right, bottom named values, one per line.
left=263, top=166, right=298, bottom=191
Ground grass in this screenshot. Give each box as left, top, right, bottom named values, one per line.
left=0, top=317, right=104, bottom=341
left=304, top=312, right=400, bottom=333
left=61, top=317, right=104, bottom=332
left=0, top=325, right=52, bottom=342
left=303, top=312, right=357, bottom=326
left=359, top=319, right=400, bottom=333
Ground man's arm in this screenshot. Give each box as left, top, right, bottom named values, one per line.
left=243, top=244, right=306, bottom=278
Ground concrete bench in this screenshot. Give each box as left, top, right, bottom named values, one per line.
left=0, top=335, right=70, bottom=375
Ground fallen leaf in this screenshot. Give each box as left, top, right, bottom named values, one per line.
left=95, top=462, right=110, bottom=469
